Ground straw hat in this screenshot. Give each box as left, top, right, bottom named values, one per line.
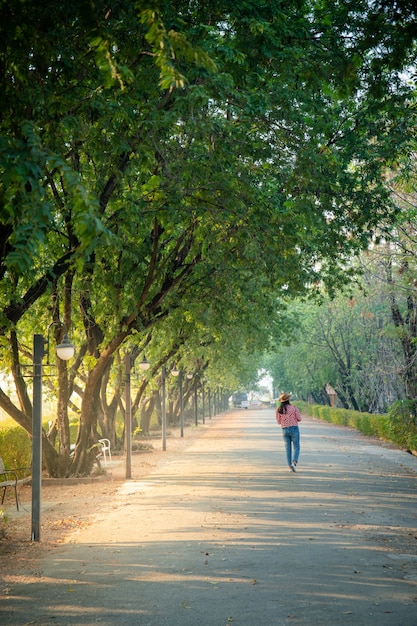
left=279, top=392, right=291, bottom=403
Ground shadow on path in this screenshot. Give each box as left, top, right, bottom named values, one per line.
left=1, top=409, right=416, bottom=626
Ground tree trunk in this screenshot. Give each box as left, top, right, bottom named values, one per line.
left=140, top=393, right=156, bottom=434
left=388, top=270, right=417, bottom=400
left=70, top=355, right=112, bottom=475
left=99, top=357, right=119, bottom=446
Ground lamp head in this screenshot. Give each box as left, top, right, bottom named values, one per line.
left=55, top=334, right=76, bottom=361
left=138, top=356, right=150, bottom=371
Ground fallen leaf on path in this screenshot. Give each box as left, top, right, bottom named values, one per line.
left=181, top=602, right=191, bottom=609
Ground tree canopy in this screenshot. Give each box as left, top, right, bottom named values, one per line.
left=1, top=0, right=416, bottom=474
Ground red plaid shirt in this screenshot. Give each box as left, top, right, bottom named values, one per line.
left=276, top=404, right=301, bottom=428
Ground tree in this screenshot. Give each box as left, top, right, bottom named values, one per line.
left=1, top=0, right=416, bottom=474
left=268, top=251, right=410, bottom=412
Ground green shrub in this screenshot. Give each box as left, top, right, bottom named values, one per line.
left=295, top=401, right=312, bottom=416
left=369, top=414, right=390, bottom=439
left=353, top=413, right=372, bottom=435
left=332, top=408, right=348, bottom=426
left=317, top=406, right=330, bottom=422
left=408, top=431, right=417, bottom=451
left=387, top=400, right=417, bottom=450
left=69, top=419, right=78, bottom=444
left=0, top=426, right=31, bottom=475
left=294, top=401, right=411, bottom=450
left=0, top=508, right=8, bottom=539
left=309, top=404, right=321, bottom=418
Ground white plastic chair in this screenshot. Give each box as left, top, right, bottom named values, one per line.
left=98, top=439, right=112, bottom=465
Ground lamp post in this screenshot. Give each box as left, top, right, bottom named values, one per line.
left=208, top=387, right=212, bottom=419
left=194, top=380, right=198, bottom=426
left=161, top=366, right=166, bottom=451
left=162, top=364, right=185, bottom=450
left=179, top=372, right=184, bottom=437
left=125, top=355, right=150, bottom=479
left=32, top=330, right=75, bottom=542
left=171, top=366, right=184, bottom=438
left=125, top=355, right=132, bottom=480
left=201, top=378, right=206, bottom=425
left=185, top=372, right=194, bottom=425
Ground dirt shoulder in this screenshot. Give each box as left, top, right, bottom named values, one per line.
left=0, top=423, right=206, bottom=577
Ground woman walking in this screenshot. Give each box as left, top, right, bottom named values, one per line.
left=276, top=392, right=302, bottom=472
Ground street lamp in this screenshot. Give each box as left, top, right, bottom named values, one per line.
left=201, top=378, right=206, bottom=425
left=138, top=356, right=150, bottom=371
left=55, top=334, right=76, bottom=361
left=128, top=357, right=175, bottom=453
left=161, top=365, right=167, bottom=451
left=170, top=366, right=184, bottom=438
left=194, top=378, right=198, bottom=426
left=125, top=354, right=151, bottom=479
left=161, top=364, right=183, bottom=451
left=208, top=386, right=212, bottom=419
left=32, top=329, right=75, bottom=542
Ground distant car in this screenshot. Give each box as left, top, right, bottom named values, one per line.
left=232, top=392, right=248, bottom=408
left=241, top=400, right=249, bottom=409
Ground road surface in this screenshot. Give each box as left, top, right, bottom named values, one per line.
left=1, top=409, right=417, bottom=625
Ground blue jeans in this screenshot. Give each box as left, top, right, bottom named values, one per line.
left=282, top=426, right=300, bottom=466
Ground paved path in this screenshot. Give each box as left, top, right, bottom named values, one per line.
left=1, top=409, right=417, bottom=625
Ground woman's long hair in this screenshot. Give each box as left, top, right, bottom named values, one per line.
left=277, top=400, right=290, bottom=414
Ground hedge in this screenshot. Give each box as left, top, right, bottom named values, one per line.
left=0, top=426, right=32, bottom=476
left=295, top=400, right=416, bottom=452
